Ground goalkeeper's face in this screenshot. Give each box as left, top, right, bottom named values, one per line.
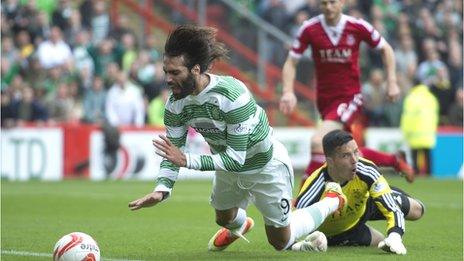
left=329, top=140, right=359, bottom=182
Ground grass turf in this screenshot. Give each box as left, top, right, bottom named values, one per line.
left=1, top=176, right=462, bottom=260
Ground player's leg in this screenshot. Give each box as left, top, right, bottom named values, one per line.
left=390, top=186, right=425, bottom=220
left=367, top=225, right=385, bottom=246
left=254, top=141, right=343, bottom=251
left=301, top=120, right=342, bottom=186
left=326, top=223, right=381, bottom=247
left=367, top=186, right=425, bottom=221
left=260, top=194, right=342, bottom=251
left=208, top=171, right=254, bottom=251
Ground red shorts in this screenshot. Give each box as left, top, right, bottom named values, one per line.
left=317, top=93, right=364, bottom=130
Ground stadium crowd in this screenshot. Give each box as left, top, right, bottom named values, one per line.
left=1, top=0, right=462, bottom=129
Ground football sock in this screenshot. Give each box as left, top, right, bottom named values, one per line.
left=360, top=147, right=396, bottom=167
left=284, top=197, right=339, bottom=249
left=224, top=208, right=247, bottom=233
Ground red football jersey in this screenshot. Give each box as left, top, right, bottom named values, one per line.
left=290, top=14, right=385, bottom=102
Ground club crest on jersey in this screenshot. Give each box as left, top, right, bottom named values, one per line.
left=346, top=34, right=355, bottom=46
left=209, top=106, right=221, bottom=120
left=373, top=181, right=387, bottom=193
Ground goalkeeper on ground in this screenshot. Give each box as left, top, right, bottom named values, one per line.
left=294, top=130, right=425, bottom=255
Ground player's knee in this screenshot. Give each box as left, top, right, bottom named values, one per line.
left=268, top=237, right=288, bottom=251
left=408, top=199, right=425, bottom=220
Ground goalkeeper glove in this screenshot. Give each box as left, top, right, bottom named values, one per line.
left=378, top=232, right=407, bottom=255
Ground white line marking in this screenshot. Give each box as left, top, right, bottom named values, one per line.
left=1, top=249, right=144, bottom=261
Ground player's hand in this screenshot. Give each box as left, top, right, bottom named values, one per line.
left=378, top=232, right=407, bottom=255
left=128, top=191, right=164, bottom=210
left=386, top=82, right=401, bottom=102
left=153, top=135, right=186, bottom=167
left=279, top=92, right=297, bottom=115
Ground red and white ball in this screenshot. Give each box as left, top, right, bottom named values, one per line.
left=53, top=232, right=100, bottom=261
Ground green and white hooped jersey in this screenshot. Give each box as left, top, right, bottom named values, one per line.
left=154, top=74, right=274, bottom=195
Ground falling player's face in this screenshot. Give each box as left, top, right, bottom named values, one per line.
left=163, top=55, right=198, bottom=100
left=320, top=0, right=343, bottom=24
left=327, top=140, right=359, bottom=182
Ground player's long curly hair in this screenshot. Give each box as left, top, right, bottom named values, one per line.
left=164, top=24, right=228, bottom=73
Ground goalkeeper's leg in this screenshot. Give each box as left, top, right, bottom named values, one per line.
left=390, top=187, right=425, bottom=220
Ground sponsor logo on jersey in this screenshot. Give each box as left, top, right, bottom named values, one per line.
left=234, top=124, right=249, bottom=134
left=319, top=48, right=352, bottom=63
left=193, top=127, right=222, bottom=134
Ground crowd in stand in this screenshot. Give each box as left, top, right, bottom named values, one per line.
left=1, top=0, right=462, bottom=129
left=1, top=0, right=167, bottom=128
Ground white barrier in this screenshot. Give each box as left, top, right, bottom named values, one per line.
left=1, top=128, right=63, bottom=181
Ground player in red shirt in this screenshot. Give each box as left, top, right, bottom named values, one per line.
left=280, top=0, right=415, bottom=186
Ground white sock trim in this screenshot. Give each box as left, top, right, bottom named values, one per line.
left=224, top=208, right=247, bottom=232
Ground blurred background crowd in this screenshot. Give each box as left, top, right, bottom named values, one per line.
left=1, top=0, right=462, bottom=129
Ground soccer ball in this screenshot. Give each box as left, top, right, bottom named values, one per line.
left=53, top=232, right=100, bottom=261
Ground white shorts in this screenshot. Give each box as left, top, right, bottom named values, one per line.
left=210, top=140, right=294, bottom=227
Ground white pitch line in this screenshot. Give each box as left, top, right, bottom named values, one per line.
left=1, top=249, right=144, bottom=261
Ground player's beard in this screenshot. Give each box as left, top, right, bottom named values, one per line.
left=170, top=73, right=197, bottom=100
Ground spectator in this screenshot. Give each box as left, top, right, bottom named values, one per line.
left=294, top=0, right=319, bottom=18
left=447, top=29, right=463, bottom=89
left=82, top=76, right=106, bottom=124
left=395, top=34, right=417, bottom=93
left=416, top=42, right=453, bottom=119
left=147, top=87, right=169, bottom=127
left=46, top=82, right=76, bottom=123
left=261, top=0, right=288, bottom=65
left=1, top=90, right=17, bottom=127
left=91, top=0, right=110, bottom=45
left=131, top=51, right=159, bottom=100
left=105, top=71, right=145, bottom=127
left=1, top=56, right=20, bottom=90
left=52, top=0, right=73, bottom=32
left=142, top=34, right=161, bottom=63
left=42, top=66, right=68, bottom=100
left=447, top=88, right=463, bottom=127
left=64, top=9, right=85, bottom=48
left=88, top=38, right=123, bottom=77
left=29, top=11, right=51, bottom=45
left=72, top=29, right=94, bottom=90
left=121, top=32, right=138, bottom=72
left=1, top=35, right=19, bottom=64
left=109, top=14, right=131, bottom=41
left=15, top=30, right=35, bottom=63
left=36, top=26, right=73, bottom=69
left=400, top=80, right=439, bottom=176
left=362, top=69, right=387, bottom=126
left=15, top=86, right=49, bottom=124
left=79, top=0, right=93, bottom=29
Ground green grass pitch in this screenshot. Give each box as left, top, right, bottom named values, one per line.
left=1, top=176, right=462, bottom=260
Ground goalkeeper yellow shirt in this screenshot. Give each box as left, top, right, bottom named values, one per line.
left=295, top=157, right=405, bottom=237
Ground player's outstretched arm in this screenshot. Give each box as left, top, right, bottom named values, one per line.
left=128, top=191, right=165, bottom=211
